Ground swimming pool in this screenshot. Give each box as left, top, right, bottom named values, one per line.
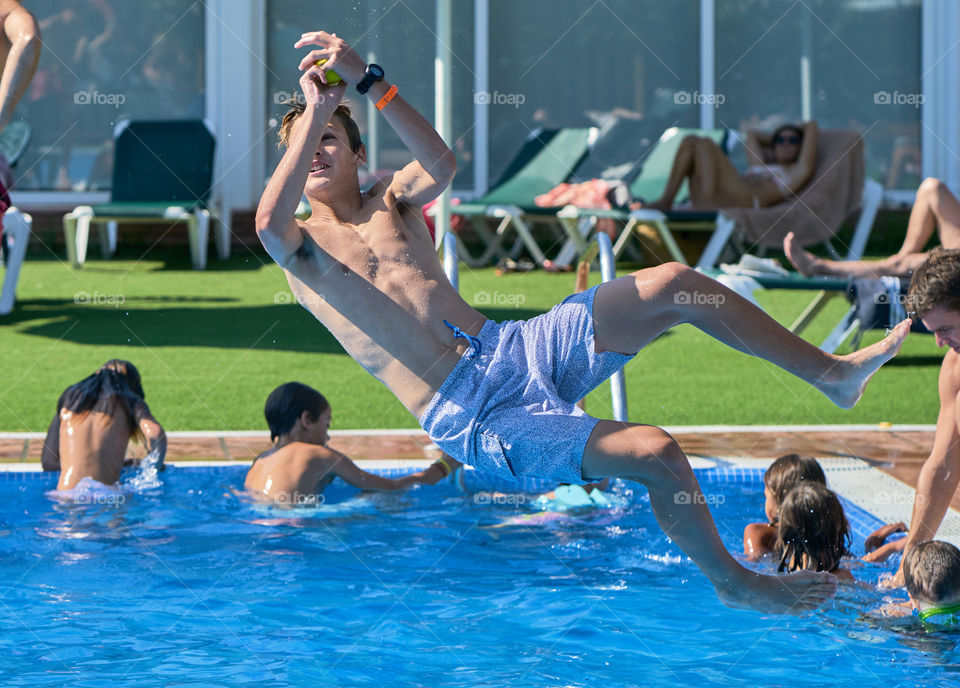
left=0, top=462, right=956, bottom=687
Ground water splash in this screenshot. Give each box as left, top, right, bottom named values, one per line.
left=124, top=446, right=164, bottom=492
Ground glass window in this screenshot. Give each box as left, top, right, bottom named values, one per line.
left=266, top=0, right=476, bottom=190
left=487, top=0, right=700, bottom=187
left=716, top=0, right=922, bottom=189
left=18, top=0, right=205, bottom=191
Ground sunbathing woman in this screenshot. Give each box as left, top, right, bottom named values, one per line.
left=41, top=360, right=166, bottom=491
left=784, top=177, right=960, bottom=278
left=640, top=122, right=818, bottom=211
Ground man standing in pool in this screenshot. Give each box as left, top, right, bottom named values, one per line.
left=878, top=249, right=960, bottom=586
left=257, top=30, right=911, bottom=613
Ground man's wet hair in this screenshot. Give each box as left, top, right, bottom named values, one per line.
left=764, top=454, right=827, bottom=522
left=903, top=540, right=960, bottom=604
left=264, top=382, right=330, bottom=442
left=906, top=248, right=960, bottom=318
left=776, top=483, right=850, bottom=574
left=278, top=96, right=362, bottom=153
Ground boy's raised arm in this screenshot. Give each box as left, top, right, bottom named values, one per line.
left=256, top=67, right=347, bottom=265
left=295, top=31, right=456, bottom=206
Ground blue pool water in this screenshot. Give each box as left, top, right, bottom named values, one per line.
left=0, top=465, right=957, bottom=687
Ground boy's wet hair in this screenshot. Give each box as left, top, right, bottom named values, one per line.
left=277, top=96, right=362, bottom=153
left=58, top=360, right=146, bottom=440
left=903, top=540, right=960, bottom=604
left=906, top=248, right=960, bottom=318
left=776, top=483, right=850, bottom=574
left=764, top=454, right=827, bottom=520
left=264, top=382, right=330, bottom=442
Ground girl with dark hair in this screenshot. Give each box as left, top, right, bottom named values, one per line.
left=41, top=360, right=166, bottom=490
left=776, top=483, right=854, bottom=582
left=743, top=454, right=826, bottom=561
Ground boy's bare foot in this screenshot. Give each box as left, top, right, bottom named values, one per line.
left=818, top=319, right=911, bottom=409
left=783, top=232, right=820, bottom=276
left=718, top=569, right=838, bottom=614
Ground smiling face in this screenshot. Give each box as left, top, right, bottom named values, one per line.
left=921, top=305, right=960, bottom=352
left=302, top=118, right=366, bottom=200
left=300, top=407, right=331, bottom=447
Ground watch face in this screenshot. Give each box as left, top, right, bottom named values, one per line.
left=368, top=64, right=384, bottom=79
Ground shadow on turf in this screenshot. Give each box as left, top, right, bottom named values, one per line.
left=27, top=250, right=269, bottom=272
left=7, top=303, right=596, bottom=352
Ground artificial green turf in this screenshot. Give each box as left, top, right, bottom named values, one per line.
left=0, top=250, right=944, bottom=431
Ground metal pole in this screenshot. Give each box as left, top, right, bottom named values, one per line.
left=434, top=0, right=453, bottom=264
left=596, top=233, right=628, bottom=423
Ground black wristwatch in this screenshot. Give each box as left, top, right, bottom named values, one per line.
left=356, top=63, right=385, bottom=95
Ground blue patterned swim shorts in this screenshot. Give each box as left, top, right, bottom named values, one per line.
left=419, top=285, right=632, bottom=484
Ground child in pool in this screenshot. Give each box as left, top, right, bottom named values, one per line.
left=743, top=454, right=826, bottom=560
left=41, top=360, right=166, bottom=491
left=901, top=540, right=960, bottom=625
left=244, top=382, right=458, bottom=504
left=776, top=483, right=855, bottom=582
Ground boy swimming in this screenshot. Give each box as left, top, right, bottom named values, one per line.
left=244, top=382, right=456, bottom=504
left=256, top=29, right=913, bottom=612
left=902, top=540, right=960, bottom=625
left=41, top=360, right=166, bottom=491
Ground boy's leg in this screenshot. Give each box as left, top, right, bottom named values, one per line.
left=581, top=420, right=837, bottom=612
left=591, top=262, right=909, bottom=408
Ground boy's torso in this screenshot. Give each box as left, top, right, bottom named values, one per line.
left=285, top=189, right=485, bottom=417
left=245, top=444, right=335, bottom=499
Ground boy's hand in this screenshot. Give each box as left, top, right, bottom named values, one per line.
left=295, top=31, right=367, bottom=86
left=298, top=66, right=346, bottom=112
left=862, top=538, right=906, bottom=563
left=865, top=522, right=907, bottom=551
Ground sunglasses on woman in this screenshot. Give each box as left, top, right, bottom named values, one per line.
left=775, top=135, right=801, bottom=145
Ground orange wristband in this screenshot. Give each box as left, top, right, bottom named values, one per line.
left=375, top=84, right=398, bottom=111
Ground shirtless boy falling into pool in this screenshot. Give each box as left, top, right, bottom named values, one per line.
left=256, top=29, right=912, bottom=612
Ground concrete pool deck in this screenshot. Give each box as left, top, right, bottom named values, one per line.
left=0, top=424, right=946, bottom=507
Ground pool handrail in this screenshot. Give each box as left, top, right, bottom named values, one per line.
left=443, top=230, right=458, bottom=291
left=594, top=232, right=628, bottom=423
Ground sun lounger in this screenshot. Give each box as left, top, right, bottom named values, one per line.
left=428, top=127, right=597, bottom=267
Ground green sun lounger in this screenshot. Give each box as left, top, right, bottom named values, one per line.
left=555, top=127, right=727, bottom=263
left=63, top=120, right=227, bottom=270
left=431, top=126, right=597, bottom=267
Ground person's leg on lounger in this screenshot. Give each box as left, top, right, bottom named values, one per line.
left=784, top=177, right=960, bottom=278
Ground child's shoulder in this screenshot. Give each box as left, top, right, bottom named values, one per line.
left=284, top=441, right=339, bottom=462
